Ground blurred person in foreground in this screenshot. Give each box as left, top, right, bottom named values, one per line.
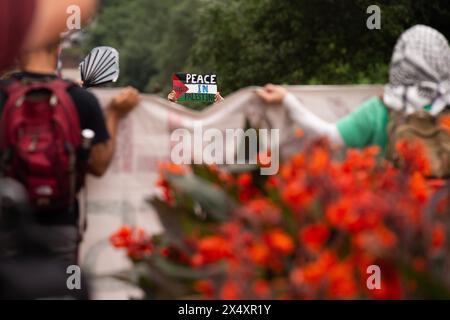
left=257, top=25, right=450, bottom=178
left=0, top=42, right=140, bottom=266
left=0, top=0, right=98, bottom=73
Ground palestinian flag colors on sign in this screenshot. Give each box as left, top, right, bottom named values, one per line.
left=172, top=73, right=218, bottom=103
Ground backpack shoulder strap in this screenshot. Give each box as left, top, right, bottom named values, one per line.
left=44, top=79, right=82, bottom=146
left=0, top=80, right=11, bottom=115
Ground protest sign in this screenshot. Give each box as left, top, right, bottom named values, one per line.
left=172, top=73, right=218, bottom=102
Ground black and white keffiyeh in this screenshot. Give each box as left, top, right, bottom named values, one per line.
left=384, top=25, right=450, bottom=115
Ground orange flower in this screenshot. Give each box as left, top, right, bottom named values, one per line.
left=396, top=139, right=431, bottom=176
left=159, top=163, right=186, bottom=175
left=249, top=242, right=271, bottom=266
left=327, top=262, right=358, bottom=299
left=192, top=236, right=233, bottom=266
left=265, top=229, right=295, bottom=256
left=300, top=223, right=330, bottom=252
left=300, top=251, right=337, bottom=286
left=432, top=222, right=446, bottom=251
left=253, top=280, right=271, bottom=298
left=282, top=181, right=315, bottom=212
left=409, top=172, right=430, bottom=204
left=342, top=147, right=379, bottom=172
left=440, top=115, right=450, bottom=132
left=194, top=280, right=214, bottom=299
left=308, top=147, right=330, bottom=174
left=292, top=154, right=306, bottom=169
left=326, top=198, right=358, bottom=231
left=244, top=198, right=281, bottom=224
left=220, top=281, right=240, bottom=300
left=124, top=137, right=450, bottom=299
left=353, top=225, right=397, bottom=254
left=246, top=198, right=276, bottom=214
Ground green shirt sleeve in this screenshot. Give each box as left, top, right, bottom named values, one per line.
left=337, top=97, right=389, bottom=153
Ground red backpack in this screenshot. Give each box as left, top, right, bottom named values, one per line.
left=0, top=78, right=82, bottom=211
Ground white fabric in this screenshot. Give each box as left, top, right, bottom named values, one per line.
left=384, top=25, right=450, bottom=115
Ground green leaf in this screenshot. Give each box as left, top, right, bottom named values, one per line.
left=399, top=261, right=450, bottom=299
left=167, top=173, right=235, bottom=221
left=147, top=198, right=193, bottom=253
left=224, top=164, right=260, bottom=174
left=151, top=255, right=225, bottom=280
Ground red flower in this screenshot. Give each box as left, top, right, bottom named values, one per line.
left=308, top=147, right=330, bottom=175
left=353, top=225, right=397, bottom=254
left=253, top=280, right=271, bottom=298
left=237, top=173, right=252, bottom=188
left=158, top=163, right=186, bottom=175
left=192, top=236, right=233, bottom=267
left=194, top=280, right=214, bottom=299
left=282, top=180, right=315, bottom=213
left=409, top=172, right=430, bottom=204
left=248, top=242, right=271, bottom=266
left=432, top=222, right=446, bottom=251
left=242, top=198, right=281, bottom=224
left=300, top=223, right=330, bottom=252
left=131, top=137, right=447, bottom=300
left=110, top=225, right=133, bottom=248
left=156, top=176, right=173, bottom=203
left=265, top=229, right=295, bottom=256
left=396, top=139, right=431, bottom=176
left=110, top=226, right=153, bottom=260
left=327, top=261, right=358, bottom=299
left=294, top=251, right=337, bottom=287
left=220, top=281, right=240, bottom=300
left=326, top=198, right=357, bottom=231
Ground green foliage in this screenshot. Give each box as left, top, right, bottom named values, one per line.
left=191, top=0, right=450, bottom=94
left=86, top=0, right=450, bottom=98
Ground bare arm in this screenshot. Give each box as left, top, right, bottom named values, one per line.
left=256, top=84, right=344, bottom=145
left=88, top=87, right=140, bottom=177
left=23, top=0, right=99, bottom=51
left=282, top=93, right=344, bottom=145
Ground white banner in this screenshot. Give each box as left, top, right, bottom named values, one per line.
left=79, top=85, right=383, bottom=299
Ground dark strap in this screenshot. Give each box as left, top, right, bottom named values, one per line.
left=0, top=79, right=10, bottom=117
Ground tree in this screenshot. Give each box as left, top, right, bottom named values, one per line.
left=86, top=0, right=450, bottom=98
left=189, top=0, right=450, bottom=94
left=85, top=0, right=201, bottom=93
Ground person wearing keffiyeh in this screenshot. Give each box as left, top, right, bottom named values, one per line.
left=257, top=25, right=450, bottom=156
